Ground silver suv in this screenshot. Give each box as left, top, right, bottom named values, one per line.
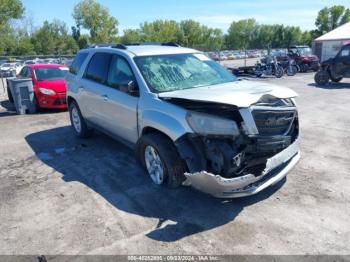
left=66, top=43, right=300, bottom=198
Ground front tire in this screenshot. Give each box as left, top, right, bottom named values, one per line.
left=275, top=66, right=284, bottom=78
left=314, top=70, right=329, bottom=86
left=69, top=101, right=93, bottom=138
left=137, top=133, right=186, bottom=188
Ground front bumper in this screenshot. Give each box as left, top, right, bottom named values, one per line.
left=36, top=92, right=67, bottom=109
left=183, top=139, right=300, bottom=198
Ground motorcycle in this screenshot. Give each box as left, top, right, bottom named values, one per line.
left=255, top=55, right=284, bottom=78
left=279, top=58, right=298, bottom=76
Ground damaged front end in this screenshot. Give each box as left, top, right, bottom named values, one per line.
left=171, top=96, right=300, bottom=198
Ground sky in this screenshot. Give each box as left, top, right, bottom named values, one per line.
left=21, top=0, right=350, bottom=33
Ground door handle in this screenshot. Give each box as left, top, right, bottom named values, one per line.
left=102, top=94, right=108, bottom=101
left=78, top=86, right=84, bottom=91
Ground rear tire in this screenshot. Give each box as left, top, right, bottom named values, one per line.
left=329, top=71, right=343, bottom=82
left=69, top=101, right=93, bottom=138
left=330, top=76, right=343, bottom=82
left=314, top=70, right=329, bottom=86
left=137, top=133, right=186, bottom=188
left=299, top=63, right=309, bottom=73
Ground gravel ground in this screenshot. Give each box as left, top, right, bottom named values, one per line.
left=0, top=73, right=349, bottom=255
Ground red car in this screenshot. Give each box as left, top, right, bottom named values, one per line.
left=15, top=64, right=69, bottom=110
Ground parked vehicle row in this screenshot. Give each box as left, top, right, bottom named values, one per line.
left=205, top=49, right=264, bottom=61
left=0, top=62, right=23, bottom=76
left=229, top=54, right=297, bottom=78
left=227, top=45, right=320, bottom=79
left=274, top=46, right=320, bottom=73
left=0, top=58, right=73, bottom=75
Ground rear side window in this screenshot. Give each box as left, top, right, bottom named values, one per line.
left=107, top=55, right=135, bottom=90
left=84, top=53, right=112, bottom=84
left=69, top=52, right=88, bottom=75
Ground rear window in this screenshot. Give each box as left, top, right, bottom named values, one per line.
left=69, top=52, right=88, bottom=75
left=84, top=53, right=112, bottom=84
left=34, top=67, right=68, bottom=81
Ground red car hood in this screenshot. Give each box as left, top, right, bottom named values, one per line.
left=35, top=80, right=67, bottom=93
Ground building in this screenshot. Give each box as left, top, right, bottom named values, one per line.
left=313, top=22, right=350, bottom=61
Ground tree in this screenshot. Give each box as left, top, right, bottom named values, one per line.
left=0, top=0, right=24, bottom=28
left=301, top=31, right=313, bottom=46
left=140, top=20, right=183, bottom=43
left=0, top=30, right=16, bottom=55
left=0, top=0, right=24, bottom=55
left=120, top=29, right=143, bottom=44
left=119, top=19, right=222, bottom=51
left=226, top=19, right=258, bottom=49
left=200, top=26, right=223, bottom=51
left=180, top=20, right=203, bottom=47
left=283, top=26, right=302, bottom=47
left=315, top=5, right=350, bottom=36
left=73, top=0, right=118, bottom=43
left=31, top=20, right=78, bottom=55
left=31, top=21, right=56, bottom=54
left=15, top=37, right=35, bottom=55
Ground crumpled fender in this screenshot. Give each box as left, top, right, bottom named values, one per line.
left=183, top=139, right=300, bottom=198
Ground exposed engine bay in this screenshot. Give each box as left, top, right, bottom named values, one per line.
left=166, top=96, right=299, bottom=180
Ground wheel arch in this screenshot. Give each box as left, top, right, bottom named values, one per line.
left=141, top=126, right=174, bottom=142
left=139, top=109, right=191, bottom=142
left=67, top=96, right=76, bottom=107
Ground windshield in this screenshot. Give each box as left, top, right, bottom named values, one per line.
left=34, top=67, right=68, bottom=81
left=2, top=63, right=11, bottom=67
left=134, top=53, right=236, bottom=93
left=297, top=47, right=312, bottom=55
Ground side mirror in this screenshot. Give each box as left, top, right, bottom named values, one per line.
left=127, top=80, right=139, bottom=96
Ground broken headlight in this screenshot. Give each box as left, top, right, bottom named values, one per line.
left=186, top=111, right=240, bottom=136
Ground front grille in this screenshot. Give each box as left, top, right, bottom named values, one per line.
left=53, top=96, right=67, bottom=105
left=53, top=98, right=61, bottom=105
left=252, top=110, right=296, bottom=136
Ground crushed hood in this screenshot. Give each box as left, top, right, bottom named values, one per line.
left=158, top=80, right=298, bottom=107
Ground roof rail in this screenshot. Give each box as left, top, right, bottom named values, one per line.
left=126, top=42, right=180, bottom=47
left=87, top=43, right=127, bottom=50
left=85, top=41, right=181, bottom=50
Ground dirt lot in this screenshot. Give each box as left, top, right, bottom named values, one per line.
left=0, top=73, right=349, bottom=255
